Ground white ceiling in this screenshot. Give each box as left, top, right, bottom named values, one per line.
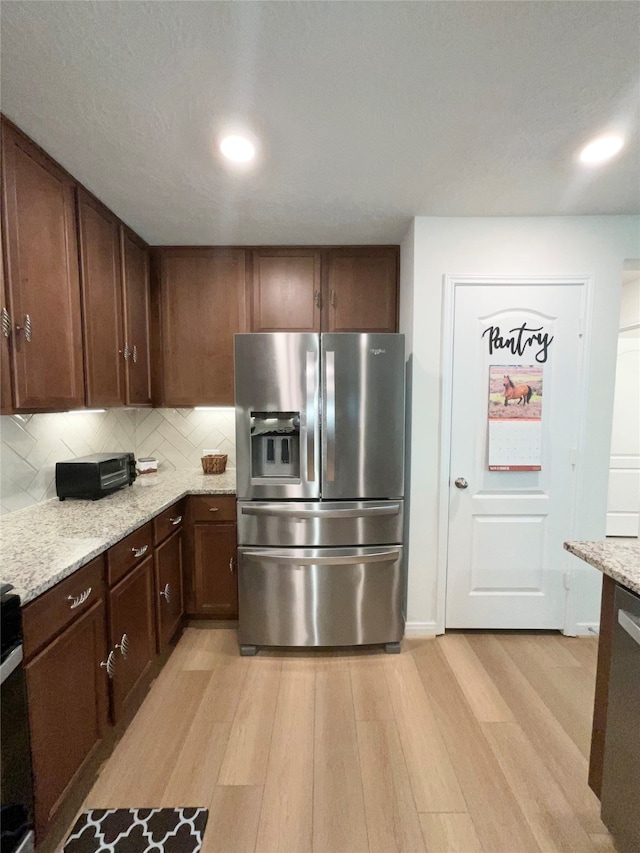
left=1, top=1, right=639, bottom=245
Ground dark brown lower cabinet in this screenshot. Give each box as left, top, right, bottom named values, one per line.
left=193, top=522, right=238, bottom=618
left=155, top=529, right=184, bottom=652
left=25, top=600, right=109, bottom=841
left=108, top=555, right=156, bottom=722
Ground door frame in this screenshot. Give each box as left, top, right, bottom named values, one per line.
left=436, top=274, right=593, bottom=635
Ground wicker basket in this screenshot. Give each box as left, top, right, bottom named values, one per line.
left=201, top=454, right=227, bottom=475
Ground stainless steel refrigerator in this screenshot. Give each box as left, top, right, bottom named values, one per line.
left=235, top=332, right=405, bottom=655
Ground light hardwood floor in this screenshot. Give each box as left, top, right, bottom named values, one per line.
left=71, top=627, right=613, bottom=852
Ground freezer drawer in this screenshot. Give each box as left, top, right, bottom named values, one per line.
left=237, top=500, right=403, bottom=547
left=238, top=546, right=403, bottom=648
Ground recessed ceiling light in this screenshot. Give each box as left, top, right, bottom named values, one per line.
left=220, top=135, right=256, bottom=163
left=579, top=135, right=624, bottom=164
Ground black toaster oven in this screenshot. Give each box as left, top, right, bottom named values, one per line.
left=55, top=452, right=137, bottom=500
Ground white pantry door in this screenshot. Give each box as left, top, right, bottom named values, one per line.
left=445, top=280, right=586, bottom=629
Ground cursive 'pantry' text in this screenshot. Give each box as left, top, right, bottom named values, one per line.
left=481, top=323, right=554, bottom=363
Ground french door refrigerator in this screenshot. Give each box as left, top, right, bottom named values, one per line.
left=235, top=332, right=405, bottom=655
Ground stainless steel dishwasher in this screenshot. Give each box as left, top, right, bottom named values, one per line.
left=600, top=583, right=640, bottom=853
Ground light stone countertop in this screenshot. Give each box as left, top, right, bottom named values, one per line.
left=0, top=468, right=236, bottom=605
left=564, top=540, right=640, bottom=596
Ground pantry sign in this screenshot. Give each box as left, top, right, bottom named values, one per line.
left=482, top=322, right=554, bottom=363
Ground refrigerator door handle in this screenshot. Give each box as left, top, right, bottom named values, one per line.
left=325, top=349, right=336, bottom=482
left=243, top=550, right=399, bottom=566
left=306, top=350, right=316, bottom=482
left=241, top=504, right=401, bottom=518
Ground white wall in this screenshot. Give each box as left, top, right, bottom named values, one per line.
left=400, top=215, right=640, bottom=634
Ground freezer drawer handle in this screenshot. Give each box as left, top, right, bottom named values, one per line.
left=618, top=609, right=640, bottom=647
left=243, top=550, right=399, bottom=566
left=241, top=504, right=401, bottom=518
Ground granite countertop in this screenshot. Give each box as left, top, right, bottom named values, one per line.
left=564, top=540, right=640, bottom=596
left=0, top=468, right=236, bottom=605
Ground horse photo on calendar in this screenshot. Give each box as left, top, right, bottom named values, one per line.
left=488, top=365, right=543, bottom=419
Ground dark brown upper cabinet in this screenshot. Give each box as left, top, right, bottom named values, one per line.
left=248, top=246, right=399, bottom=334
left=323, top=246, right=399, bottom=333
left=251, top=248, right=321, bottom=332
left=77, top=189, right=125, bottom=407
left=152, top=248, right=248, bottom=407
left=1, top=119, right=85, bottom=410
left=121, top=226, right=152, bottom=406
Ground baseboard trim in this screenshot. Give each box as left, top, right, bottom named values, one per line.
left=573, top=622, right=600, bottom=637
left=404, top=621, right=439, bottom=637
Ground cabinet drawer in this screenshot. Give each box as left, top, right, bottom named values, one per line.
left=107, top=521, right=153, bottom=586
left=190, top=495, right=236, bottom=522
left=154, top=501, right=185, bottom=545
left=23, top=555, right=105, bottom=661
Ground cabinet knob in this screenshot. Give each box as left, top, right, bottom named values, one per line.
left=1, top=307, right=11, bottom=339
left=100, top=651, right=116, bottom=679
left=170, top=515, right=183, bottom=526
left=132, top=544, right=148, bottom=558
left=67, top=587, right=92, bottom=610
left=229, top=556, right=235, bottom=573
left=115, top=633, right=129, bottom=659
left=329, top=289, right=336, bottom=308
left=123, top=342, right=130, bottom=361
left=209, top=507, right=219, bottom=513
left=132, top=344, right=138, bottom=364
left=160, top=583, right=171, bottom=603
left=314, top=290, right=321, bottom=309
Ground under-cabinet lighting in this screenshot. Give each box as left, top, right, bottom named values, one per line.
left=194, top=407, right=235, bottom=412
left=66, top=409, right=106, bottom=414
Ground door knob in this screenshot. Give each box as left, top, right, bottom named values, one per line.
left=454, top=477, right=468, bottom=489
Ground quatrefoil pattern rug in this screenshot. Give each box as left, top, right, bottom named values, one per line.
left=63, top=808, right=209, bottom=853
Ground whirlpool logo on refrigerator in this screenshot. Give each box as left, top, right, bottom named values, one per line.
left=369, top=348, right=386, bottom=355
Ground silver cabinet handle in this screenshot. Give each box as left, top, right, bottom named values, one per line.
left=209, top=507, right=219, bottom=513
left=454, top=477, right=468, bottom=490
left=132, top=344, right=138, bottom=364
left=170, top=515, right=183, bottom=525
left=67, top=587, right=92, bottom=610
left=241, top=504, right=400, bottom=518
left=16, top=314, right=32, bottom=342
left=1, top=307, right=11, bottom=339
left=314, top=289, right=321, bottom=309
left=160, top=583, right=170, bottom=602
left=123, top=342, right=130, bottom=361
left=244, top=550, right=399, bottom=566
left=229, top=556, right=235, bottom=573
left=618, top=609, right=640, bottom=647
left=330, top=289, right=336, bottom=307
left=100, top=650, right=116, bottom=679
left=132, top=544, right=148, bottom=558
left=115, top=633, right=129, bottom=659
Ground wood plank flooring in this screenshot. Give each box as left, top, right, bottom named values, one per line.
left=70, top=626, right=610, bottom=852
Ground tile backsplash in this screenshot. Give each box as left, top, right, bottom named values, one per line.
left=0, top=408, right=235, bottom=515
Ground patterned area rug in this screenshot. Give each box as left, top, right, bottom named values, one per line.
left=63, top=808, right=208, bottom=853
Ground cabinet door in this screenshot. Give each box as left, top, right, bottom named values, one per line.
left=77, top=190, right=125, bottom=406
left=121, top=227, right=151, bottom=406
left=194, top=522, right=238, bottom=618
left=1, top=120, right=85, bottom=410
left=25, top=600, right=108, bottom=841
left=108, top=556, right=155, bottom=722
left=155, top=529, right=184, bottom=652
left=251, top=249, right=320, bottom=332
left=323, top=247, right=399, bottom=333
left=155, top=248, right=247, bottom=406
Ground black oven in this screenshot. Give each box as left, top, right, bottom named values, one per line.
left=1, top=584, right=34, bottom=853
